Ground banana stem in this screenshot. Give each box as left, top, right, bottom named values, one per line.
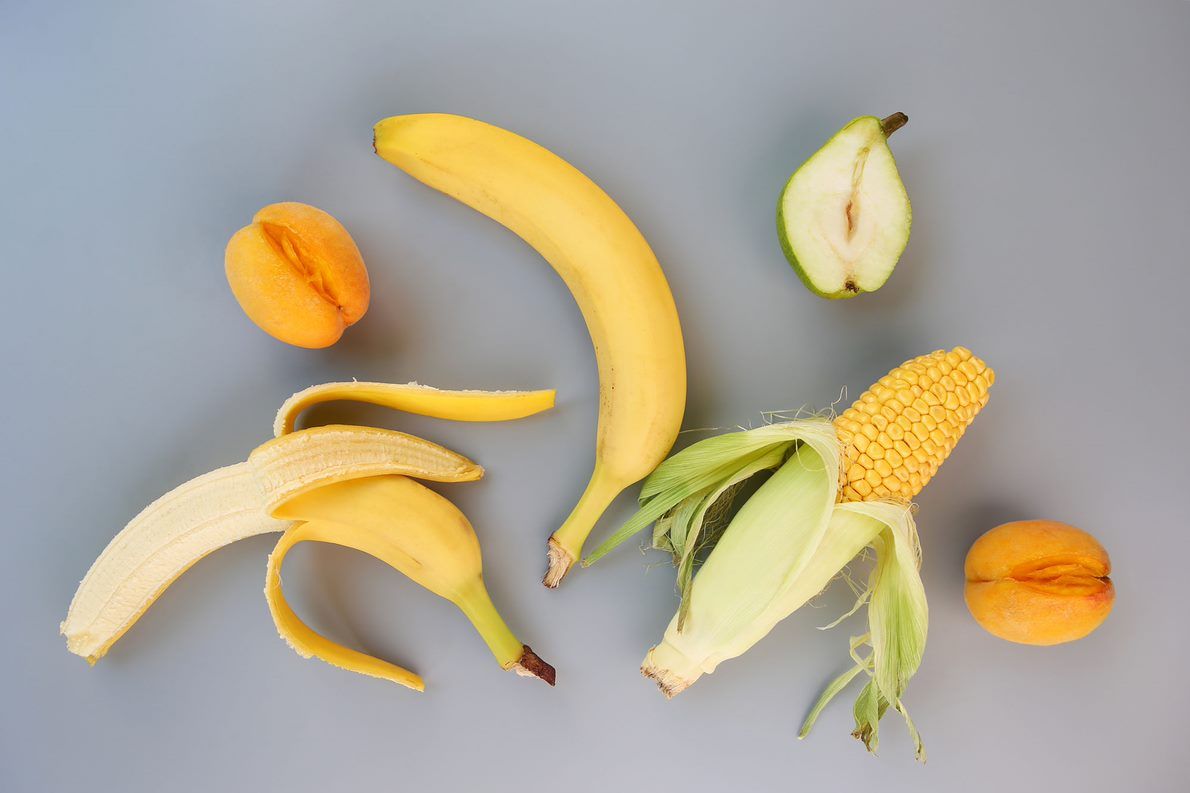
left=545, top=466, right=624, bottom=587
left=455, top=582, right=555, bottom=685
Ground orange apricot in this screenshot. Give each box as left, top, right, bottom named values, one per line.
left=225, top=202, right=370, bottom=348
left=964, top=520, right=1114, bottom=645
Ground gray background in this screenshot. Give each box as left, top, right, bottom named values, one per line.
left=2, top=1, right=1187, bottom=790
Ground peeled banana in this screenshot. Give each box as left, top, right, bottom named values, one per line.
left=63, top=384, right=556, bottom=688
left=373, top=114, right=687, bottom=587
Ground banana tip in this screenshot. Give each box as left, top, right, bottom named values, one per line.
left=514, top=646, right=556, bottom=686
left=542, top=539, right=574, bottom=589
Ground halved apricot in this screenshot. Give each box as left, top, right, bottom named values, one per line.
left=225, top=202, right=370, bottom=348
left=964, top=520, right=1114, bottom=646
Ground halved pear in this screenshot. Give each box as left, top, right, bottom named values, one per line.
left=777, top=113, right=911, bottom=299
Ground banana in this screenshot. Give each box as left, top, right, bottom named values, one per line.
left=267, top=475, right=555, bottom=689
left=62, top=424, right=482, bottom=663
left=63, top=385, right=557, bottom=687
left=374, top=114, right=687, bottom=587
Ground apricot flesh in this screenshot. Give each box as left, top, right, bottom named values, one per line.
left=964, top=520, right=1114, bottom=646
left=225, top=202, right=370, bottom=348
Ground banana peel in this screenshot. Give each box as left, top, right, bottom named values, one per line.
left=267, top=476, right=555, bottom=690
left=274, top=380, right=556, bottom=436
left=63, top=383, right=556, bottom=688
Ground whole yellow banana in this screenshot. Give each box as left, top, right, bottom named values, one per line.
left=374, top=114, right=687, bottom=586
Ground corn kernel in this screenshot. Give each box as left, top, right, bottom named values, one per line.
left=835, top=348, right=993, bottom=504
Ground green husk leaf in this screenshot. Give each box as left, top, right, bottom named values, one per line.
left=586, top=420, right=828, bottom=564
left=817, top=585, right=870, bottom=630
left=798, top=663, right=865, bottom=739
left=638, top=423, right=804, bottom=500
left=665, top=490, right=710, bottom=559
left=674, top=445, right=787, bottom=630
left=852, top=679, right=889, bottom=753
left=862, top=503, right=926, bottom=710
left=652, top=511, right=677, bottom=553
left=800, top=501, right=926, bottom=760
left=895, top=697, right=927, bottom=762
left=798, top=633, right=871, bottom=739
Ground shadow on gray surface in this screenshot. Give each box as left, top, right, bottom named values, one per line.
left=952, top=498, right=1039, bottom=571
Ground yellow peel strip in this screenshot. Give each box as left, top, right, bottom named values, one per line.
left=274, top=381, right=557, bottom=436
left=265, top=520, right=426, bottom=691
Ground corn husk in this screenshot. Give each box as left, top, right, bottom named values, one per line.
left=591, top=418, right=928, bottom=759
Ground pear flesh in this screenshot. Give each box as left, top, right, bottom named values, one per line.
left=778, top=114, right=911, bottom=299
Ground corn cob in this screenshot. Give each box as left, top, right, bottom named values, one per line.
left=835, top=347, right=994, bottom=503
left=590, top=347, right=994, bottom=758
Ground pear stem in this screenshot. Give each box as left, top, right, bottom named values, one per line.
left=880, top=112, right=908, bottom=138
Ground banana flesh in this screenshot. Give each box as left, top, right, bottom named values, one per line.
left=63, top=385, right=556, bottom=688
left=373, top=114, right=687, bottom=587
left=62, top=461, right=288, bottom=663
left=251, top=424, right=484, bottom=510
